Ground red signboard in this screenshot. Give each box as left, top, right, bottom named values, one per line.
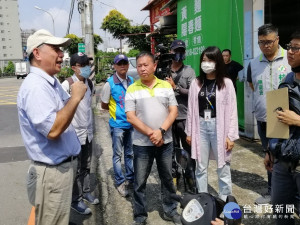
left=150, top=0, right=171, bottom=24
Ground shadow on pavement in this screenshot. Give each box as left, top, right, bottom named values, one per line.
left=231, top=169, right=268, bottom=195
left=237, top=137, right=265, bottom=158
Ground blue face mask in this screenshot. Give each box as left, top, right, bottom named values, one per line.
left=174, top=53, right=186, bottom=62
left=79, top=66, right=91, bottom=78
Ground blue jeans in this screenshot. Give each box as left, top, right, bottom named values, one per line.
left=110, top=126, right=134, bottom=186
left=257, top=121, right=272, bottom=194
left=272, top=161, right=300, bottom=225
left=133, top=142, right=178, bottom=223
left=195, top=117, right=232, bottom=201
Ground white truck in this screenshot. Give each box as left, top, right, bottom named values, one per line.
left=15, top=61, right=30, bottom=79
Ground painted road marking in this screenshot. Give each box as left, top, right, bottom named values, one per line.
left=0, top=86, right=19, bottom=105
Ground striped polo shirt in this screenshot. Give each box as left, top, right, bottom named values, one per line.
left=125, top=76, right=178, bottom=146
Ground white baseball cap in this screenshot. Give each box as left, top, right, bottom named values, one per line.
left=26, top=29, right=71, bottom=55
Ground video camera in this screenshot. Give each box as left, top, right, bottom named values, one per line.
left=155, top=44, right=175, bottom=80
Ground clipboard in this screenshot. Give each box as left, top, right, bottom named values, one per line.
left=266, top=87, right=289, bottom=139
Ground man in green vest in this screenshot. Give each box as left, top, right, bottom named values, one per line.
left=247, top=24, right=291, bottom=204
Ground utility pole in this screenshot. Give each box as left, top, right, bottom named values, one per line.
left=120, top=39, right=122, bottom=53
left=84, top=0, right=94, bottom=58
left=78, top=0, right=85, bottom=36
left=79, top=0, right=95, bottom=79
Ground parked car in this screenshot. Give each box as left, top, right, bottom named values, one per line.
left=127, top=57, right=139, bottom=81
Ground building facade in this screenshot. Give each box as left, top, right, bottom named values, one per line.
left=21, top=29, right=36, bottom=60
left=0, top=0, right=23, bottom=69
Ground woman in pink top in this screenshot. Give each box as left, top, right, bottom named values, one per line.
left=185, top=46, right=239, bottom=201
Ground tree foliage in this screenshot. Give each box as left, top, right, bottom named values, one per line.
left=4, top=61, right=14, bottom=74
left=64, top=34, right=82, bottom=55
left=93, top=34, right=103, bottom=49
left=101, top=10, right=175, bottom=52
left=127, top=49, right=140, bottom=57
left=127, top=25, right=151, bottom=51
left=101, top=10, right=131, bottom=40
left=94, top=50, right=120, bottom=83
left=64, top=33, right=103, bottom=55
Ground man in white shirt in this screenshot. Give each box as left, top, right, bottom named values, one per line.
left=62, top=52, right=99, bottom=215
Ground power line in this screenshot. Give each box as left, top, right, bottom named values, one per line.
left=66, top=0, right=76, bottom=35
left=95, top=0, right=117, bottom=10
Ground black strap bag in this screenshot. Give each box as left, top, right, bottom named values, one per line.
left=269, top=74, right=300, bottom=162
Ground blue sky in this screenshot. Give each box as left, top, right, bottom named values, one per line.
left=18, top=0, right=150, bottom=49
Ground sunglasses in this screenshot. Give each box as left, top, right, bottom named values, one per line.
left=116, top=61, right=129, bottom=66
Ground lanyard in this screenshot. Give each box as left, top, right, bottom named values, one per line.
left=205, top=81, right=216, bottom=110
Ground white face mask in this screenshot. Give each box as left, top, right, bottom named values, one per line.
left=201, top=61, right=216, bottom=74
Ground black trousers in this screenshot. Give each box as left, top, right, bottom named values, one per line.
left=172, top=119, right=196, bottom=192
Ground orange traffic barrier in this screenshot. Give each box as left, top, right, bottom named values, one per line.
left=27, top=207, right=35, bottom=225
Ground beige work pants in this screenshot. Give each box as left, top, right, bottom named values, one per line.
left=27, top=159, right=77, bottom=225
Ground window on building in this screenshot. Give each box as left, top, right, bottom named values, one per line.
left=3, top=54, right=7, bottom=57
left=1, top=30, right=4, bottom=33
left=1, top=38, right=4, bottom=41
left=3, top=46, right=6, bottom=49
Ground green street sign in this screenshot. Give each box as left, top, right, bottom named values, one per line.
left=78, top=43, right=85, bottom=53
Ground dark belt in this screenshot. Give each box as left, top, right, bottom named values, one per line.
left=34, top=155, right=77, bottom=166
left=61, top=155, right=77, bottom=164
left=276, top=159, right=300, bottom=172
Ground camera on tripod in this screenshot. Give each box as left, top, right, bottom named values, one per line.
left=155, top=44, right=175, bottom=80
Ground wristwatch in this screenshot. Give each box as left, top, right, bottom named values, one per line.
left=159, top=127, right=166, bottom=136
left=174, top=86, right=180, bottom=93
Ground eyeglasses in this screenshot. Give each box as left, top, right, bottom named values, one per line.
left=116, top=61, right=128, bottom=66
left=286, top=44, right=300, bottom=53
left=258, top=38, right=277, bottom=46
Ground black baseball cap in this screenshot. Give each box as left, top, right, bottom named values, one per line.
left=170, top=40, right=186, bottom=50
left=70, top=52, right=90, bottom=66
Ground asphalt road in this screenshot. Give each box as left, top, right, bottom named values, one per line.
left=0, top=77, right=102, bottom=225
left=0, top=77, right=31, bottom=225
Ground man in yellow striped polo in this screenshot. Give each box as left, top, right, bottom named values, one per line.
left=125, top=52, right=181, bottom=225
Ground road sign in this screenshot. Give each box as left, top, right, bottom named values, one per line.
left=78, top=43, right=85, bottom=53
